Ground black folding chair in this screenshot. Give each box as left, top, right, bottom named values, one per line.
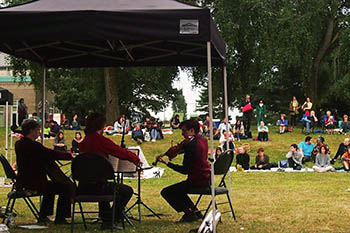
left=188, top=150, right=236, bottom=220
left=0, top=154, right=41, bottom=225
left=70, top=153, right=119, bottom=233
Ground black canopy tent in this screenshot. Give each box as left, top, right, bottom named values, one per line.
left=0, top=0, right=226, bottom=67
left=0, top=0, right=231, bottom=230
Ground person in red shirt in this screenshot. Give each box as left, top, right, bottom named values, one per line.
left=15, top=120, right=73, bottom=224
left=159, top=119, right=210, bottom=222
left=79, top=113, right=142, bottom=229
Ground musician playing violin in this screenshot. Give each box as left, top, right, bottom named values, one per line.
left=159, top=119, right=210, bottom=222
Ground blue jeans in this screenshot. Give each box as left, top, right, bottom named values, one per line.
left=151, top=129, right=159, bottom=140
left=302, top=118, right=311, bottom=133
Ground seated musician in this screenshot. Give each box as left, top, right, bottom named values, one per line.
left=78, top=113, right=142, bottom=229
left=15, top=120, right=73, bottom=224
left=159, top=119, right=210, bottom=222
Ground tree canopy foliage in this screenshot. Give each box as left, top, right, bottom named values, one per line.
left=181, top=0, right=350, bottom=119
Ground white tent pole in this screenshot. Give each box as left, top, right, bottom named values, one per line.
left=5, top=101, right=8, bottom=160
left=207, top=41, right=216, bottom=233
left=223, top=65, right=233, bottom=216
left=41, top=64, right=46, bottom=144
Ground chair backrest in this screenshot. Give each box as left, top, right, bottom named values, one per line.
left=71, top=153, right=115, bottom=183
left=0, top=154, right=16, bottom=182
left=214, top=150, right=234, bottom=175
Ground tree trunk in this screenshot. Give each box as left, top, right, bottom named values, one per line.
left=104, top=67, right=120, bottom=125
left=309, top=15, right=336, bottom=109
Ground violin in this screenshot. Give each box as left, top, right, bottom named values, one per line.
left=152, top=137, right=191, bottom=166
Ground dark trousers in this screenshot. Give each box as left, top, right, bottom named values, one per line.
left=77, top=182, right=133, bottom=222
left=40, top=181, right=73, bottom=220
left=161, top=181, right=206, bottom=213
left=250, top=163, right=276, bottom=170
left=302, top=156, right=312, bottom=164
left=222, top=141, right=235, bottom=151
left=243, top=111, right=252, bottom=133
left=258, top=132, right=268, bottom=141
left=287, top=158, right=302, bottom=170
left=290, top=115, right=297, bottom=127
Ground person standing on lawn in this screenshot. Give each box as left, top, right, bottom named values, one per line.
left=159, top=119, right=210, bottom=222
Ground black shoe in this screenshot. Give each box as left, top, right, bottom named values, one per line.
left=330, top=159, right=335, bottom=165
left=54, top=218, right=69, bottom=225
left=37, top=216, right=51, bottom=224
left=177, top=213, right=198, bottom=223
left=194, top=211, right=204, bottom=219
left=101, top=221, right=114, bottom=230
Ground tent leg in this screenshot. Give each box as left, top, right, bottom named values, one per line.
left=223, top=65, right=232, bottom=216
left=207, top=41, right=216, bottom=233
left=41, top=64, right=46, bottom=144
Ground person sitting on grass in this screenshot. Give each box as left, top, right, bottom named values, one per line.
left=312, top=145, right=333, bottom=172
left=257, top=121, right=269, bottom=141
left=53, top=131, right=67, bottom=152
left=250, top=148, right=276, bottom=170
left=219, top=130, right=235, bottom=151
left=331, top=138, right=350, bottom=164
left=286, top=144, right=303, bottom=170
left=341, top=115, right=350, bottom=134
left=324, top=111, right=335, bottom=134
left=71, top=132, right=82, bottom=154
left=170, top=114, right=180, bottom=130
left=49, top=120, right=60, bottom=138
left=312, top=137, right=330, bottom=162
left=233, top=119, right=245, bottom=141
left=214, top=147, right=222, bottom=159
left=298, top=136, right=314, bottom=163
left=341, top=147, right=350, bottom=172
left=236, top=146, right=250, bottom=170
left=214, top=119, right=232, bottom=140
left=278, top=114, right=288, bottom=134
left=132, top=123, right=144, bottom=144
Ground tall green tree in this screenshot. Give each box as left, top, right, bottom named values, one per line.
left=181, top=0, right=350, bottom=117
left=171, top=89, right=187, bottom=117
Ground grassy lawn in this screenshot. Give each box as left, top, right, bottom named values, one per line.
left=0, top=126, right=350, bottom=232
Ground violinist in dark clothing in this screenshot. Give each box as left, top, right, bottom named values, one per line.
left=159, top=119, right=210, bottom=222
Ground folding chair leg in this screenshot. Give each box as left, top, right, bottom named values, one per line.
left=194, top=194, right=203, bottom=209
left=2, top=198, right=12, bottom=224
left=78, top=202, right=87, bottom=230
left=23, top=197, right=40, bottom=221
left=226, top=193, right=236, bottom=221
left=203, top=200, right=213, bottom=219
left=71, top=202, right=75, bottom=233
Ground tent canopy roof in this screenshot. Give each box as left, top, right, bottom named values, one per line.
left=0, top=0, right=226, bottom=67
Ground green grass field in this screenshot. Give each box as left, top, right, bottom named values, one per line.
left=1, top=127, right=350, bottom=233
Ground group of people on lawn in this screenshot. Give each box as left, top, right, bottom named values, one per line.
left=239, top=94, right=350, bottom=136
left=231, top=135, right=350, bottom=173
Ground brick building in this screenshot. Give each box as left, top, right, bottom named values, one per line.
left=0, top=52, right=38, bottom=114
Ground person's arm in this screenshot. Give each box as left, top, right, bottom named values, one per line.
left=261, top=155, right=270, bottom=168
left=265, top=126, right=269, bottom=133
left=315, top=154, right=321, bottom=167
left=325, top=155, right=331, bottom=167
left=103, top=137, right=140, bottom=165
left=286, top=151, right=292, bottom=159
left=37, top=142, right=72, bottom=161
left=167, top=143, right=195, bottom=174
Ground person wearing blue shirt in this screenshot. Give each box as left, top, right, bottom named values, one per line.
left=298, top=136, right=314, bottom=163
